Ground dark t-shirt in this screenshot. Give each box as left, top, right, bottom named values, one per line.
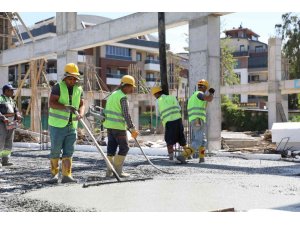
left=197, top=91, right=205, bottom=101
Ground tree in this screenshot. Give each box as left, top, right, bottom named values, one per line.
left=280, top=13, right=300, bottom=109
left=183, top=34, right=239, bottom=86
left=281, top=13, right=300, bottom=79
left=220, top=38, right=239, bottom=86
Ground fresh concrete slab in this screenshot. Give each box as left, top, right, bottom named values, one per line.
left=23, top=173, right=300, bottom=212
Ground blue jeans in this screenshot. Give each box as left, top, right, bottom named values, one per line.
left=49, top=125, right=77, bottom=159
left=190, top=119, right=207, bottom=151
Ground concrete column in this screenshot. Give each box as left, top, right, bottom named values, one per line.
left=57, top=50, right=78, bottom=81
left=0, top=66, right=9, bottom=93
left=128, top=95, right=139, bottom=130
left=189, top=15, right=221, bottom=151
left=268, top=38, right=288, bottom=129
left=56, top=12, right=77, bottom=35
left=56, top=13, right=78, bottom=81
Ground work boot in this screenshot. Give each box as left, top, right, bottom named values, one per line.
left=199, top=158, right=205, bottom=163
left=47, top=158, right=59, bottom=184
left=61, top=157, right=77, bottom=183
left=176, top=145, right=195, bottom=164
left=199, top=146, right=205, bottom=163
left=176, top=155, right=187, bottom=164
left=106, top=155, right=114, bottom=177
left=1, top=157, right=13, bottom=166
left=114, top=155, right=130, bottom=177
left=48, top=174, right=59, bottom=184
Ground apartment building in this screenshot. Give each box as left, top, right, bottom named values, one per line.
left=9, top=15, right=187, bottom=93
left=223, top=25, right=268, bottom=108
left=6, top=14, right=188, bottom=128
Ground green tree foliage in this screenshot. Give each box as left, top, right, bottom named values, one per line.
left=280, top=13, right=300, bottom=109
left=221, top=95, right=268, bottom=131
left=220, top=39, right=240, bottom=85
left=281, top=13, right=300, bottom=79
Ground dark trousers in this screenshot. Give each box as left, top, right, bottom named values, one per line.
left=164, top=118, right=187, bottom=146
left=107, top=129, right=129, bottom=156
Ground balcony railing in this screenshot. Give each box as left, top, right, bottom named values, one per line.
left=106, top=73, right=124, bottom=79
left=145, top=59, right=160, bottom=64
left=232, top=51, right=249, bottom=57
left=146, top=77, right=157, bottom=82
left=46, top=68, right=57, bottom=73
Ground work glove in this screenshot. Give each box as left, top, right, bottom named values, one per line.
left=65, top=105, right=77, bottom=113
left=130, top=129, right=139, bottom=139
left=208, top=88, right=215, bottom=95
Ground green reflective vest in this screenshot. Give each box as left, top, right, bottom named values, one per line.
left=157, top=94, right=181, bottom=127
left=48, top=81, right=82, bottom=128
left=0, top=95, right=16, bottom=157
left=187, top=91, right=207, bottom=122
left=0, top=95, right=16, bottom=114
left=103, top=89, right=127, bottom=130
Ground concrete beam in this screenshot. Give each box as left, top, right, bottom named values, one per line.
left=220, top=82, right=269, bottom=96
left=0, top=12, right=228, bottom=66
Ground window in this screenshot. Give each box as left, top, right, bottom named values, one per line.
left=106, top=46, right=131, bottom=57
left=238, top=31, right=244, bottom=38
left=248, top=74, right=259, bottom=82
left=240, top=45, right=245, bottom=52
left=136, top=53, right=142, bottom=61
left=255, top=46, right=263, bottom=53
left=146, top=73, right=155, bottom=81
left=147, top=55, right=154, bottom=60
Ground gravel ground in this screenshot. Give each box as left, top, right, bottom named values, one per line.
left=1, top=146, right=300, bottom=212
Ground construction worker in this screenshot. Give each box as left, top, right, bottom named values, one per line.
left=177, top=79, right=214, bottom=163
left=48, top=63, right=85, bottom=183
left=0, top=84, right=22, bottom=166
left=103, top=75, right=139, bottom=178
left=151, top=86, right=194, bottom=161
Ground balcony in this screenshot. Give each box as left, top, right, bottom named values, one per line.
left=106, top=73, right=124, bottom=85
left=233, top=51, right=249, bottom=57
left=46, top=68, right=57, bottom=81
left=144, top=59, right=160, bottom=72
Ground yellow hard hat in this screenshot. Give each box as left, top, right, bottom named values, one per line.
left=151, top=86, right=163, bottom=95
left=121, top=75, right=136, bottom=87
left=64, top=63, right=81, bottom=80
left=197, top=79, right=209, bottom=89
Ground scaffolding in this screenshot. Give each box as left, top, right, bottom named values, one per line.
left=0, top=12, right=14, bottom=51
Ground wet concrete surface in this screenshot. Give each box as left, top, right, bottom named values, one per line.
left=1, top=146, right=300, bottom=211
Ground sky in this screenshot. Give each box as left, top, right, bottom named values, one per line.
left=18, top=12, right=289, bottom=53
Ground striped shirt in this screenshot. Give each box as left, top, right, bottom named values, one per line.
left=120, top=97, right=135, bottom=129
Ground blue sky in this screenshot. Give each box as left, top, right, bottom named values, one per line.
left=18, top=12, right=291, bottom=53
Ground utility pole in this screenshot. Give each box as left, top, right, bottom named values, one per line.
left=158, top=12, right=169, bottom=95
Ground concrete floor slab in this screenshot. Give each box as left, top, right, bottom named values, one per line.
left=23, top=174, right=300, bottom=212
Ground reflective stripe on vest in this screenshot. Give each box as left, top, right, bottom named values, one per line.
left=187, top=91, right=207, bottom=122
left=157, top=95, right=181, bottom=127
left=103, top=89, right=127, bottom=130
left=48, top=81, right=82, bottom=128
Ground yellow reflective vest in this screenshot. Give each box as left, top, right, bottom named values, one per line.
left=157, top=94, right=181, bottom=127
left=48, top=81, right=82, bottom=128
left=103, top=89, right=127, bottom=130
left=187, top=91, right=207, bottom=122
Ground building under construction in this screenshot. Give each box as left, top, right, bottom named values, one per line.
left=0, top=12, right=14, bottom=52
